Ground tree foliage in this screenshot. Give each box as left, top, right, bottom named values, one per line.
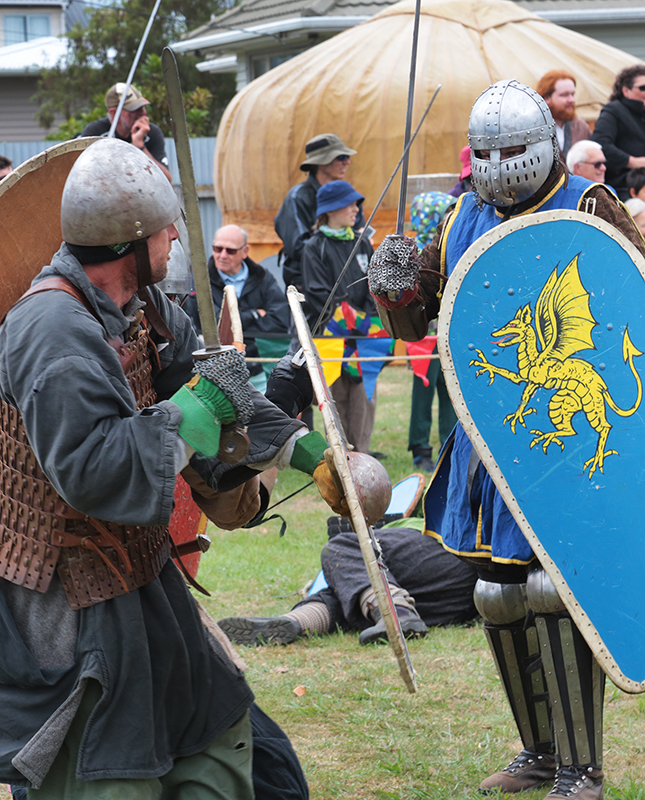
left=36, top=0, right=237, bottom=138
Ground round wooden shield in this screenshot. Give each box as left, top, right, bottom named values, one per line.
left=0, top=137, right=98, bottom=319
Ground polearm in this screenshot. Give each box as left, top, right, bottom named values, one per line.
left=163, top=46, right=250, bottom=462
left=162, top=46, right=220, bottom=350
left=108, top=0, right=163, bottom=138
left=288, top=286, right=417, bottom=693
left=312, top=84, right=441, bottom=336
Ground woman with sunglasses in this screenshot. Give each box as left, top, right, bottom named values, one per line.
left=592, top=64, right=645, bottom=199
left=301, top=180, right=378, bottom=454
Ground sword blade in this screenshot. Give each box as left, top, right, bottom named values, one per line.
left=162, top=46, right=221, bottom=350
left=396, top=0, right=423, bottom=235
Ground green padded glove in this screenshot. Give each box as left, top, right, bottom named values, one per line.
left=171, top=374, right=237, bottom=457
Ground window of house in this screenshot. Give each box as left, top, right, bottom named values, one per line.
left=251, top=52, right=298, bottom=80
left=4, top=14, right=51, bottom=45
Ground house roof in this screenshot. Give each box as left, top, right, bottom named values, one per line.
left=183, top=0, right=395, bottom=41
left=513, top=0, right=645, bottom=23
left=0, top=35, right=67, bottom=75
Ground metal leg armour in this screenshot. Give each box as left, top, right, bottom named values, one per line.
left=527, top=568, right=605, bottom=769
left=474, top=579, right=553, bottom=753
left=533, top=615, right=604, bottom=767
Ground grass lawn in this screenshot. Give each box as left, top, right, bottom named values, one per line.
left=195, top=364, right=645, bottom=799
left=3, top=364, right=644, bottom=799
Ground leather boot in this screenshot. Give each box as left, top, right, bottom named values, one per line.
left=546, top=765, right=604, bottom=799
left=479, top=750, right=557, bottom=794
left=217, top=616, right=302, bottom=646
left=359, top=605, right=428, bottom=645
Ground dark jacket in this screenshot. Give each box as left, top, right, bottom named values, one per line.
left=591, top=96, right=645, bottom=198
left=79, top=117, right=169, bottom=168
left=274, top=174, right=366, bottom=288
left=301, top=230, right=375, bottom=332
left=185, top=256, right=290, bottom=375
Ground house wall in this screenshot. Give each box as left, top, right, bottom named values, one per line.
left=0, top=4, right=64, bottom=44
left=565, top=23, right=645, bottom=63
left=0, top=75, right=60, bottom=140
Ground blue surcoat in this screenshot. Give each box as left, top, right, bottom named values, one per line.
left=424, top=174, right=604, bottom=564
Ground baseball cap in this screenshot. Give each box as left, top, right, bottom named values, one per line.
left=300, top=133, right=356, bottom=171
left=105, top=83, right=150, bottom=112
left=459, top=145, right=472, bottom=180
left=316, top=181, right=364, bottom=216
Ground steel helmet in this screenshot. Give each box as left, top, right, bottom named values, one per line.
left=468, top=79, right=557, bottom=208
left=61, top=137, right=180, bottom=246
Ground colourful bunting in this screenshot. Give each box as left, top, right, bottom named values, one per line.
left=313, top=337, right=344, bottom=388
left=405, top=336, right=437, bottom=386
left=356, top=337, right=395, bottom=401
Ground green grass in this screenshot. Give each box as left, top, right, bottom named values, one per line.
left=195, top=365, right=645, bottom=799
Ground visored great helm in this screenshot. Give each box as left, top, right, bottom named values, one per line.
left=468, top=79, right=557, bottom=208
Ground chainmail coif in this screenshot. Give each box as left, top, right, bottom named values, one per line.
left=367, top=234, right=422, bottom=296
left=194, top=347, right=254, bottom=425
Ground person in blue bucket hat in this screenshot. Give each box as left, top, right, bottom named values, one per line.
left=301, top=180, right=378, bottom=454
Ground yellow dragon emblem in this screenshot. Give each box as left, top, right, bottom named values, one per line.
left=469, top=255, right=643, bottom=479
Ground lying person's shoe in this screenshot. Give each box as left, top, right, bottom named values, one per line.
left=218, top=616, right=302, bottom=646
left=358, top=605, right=428, bottom=645
left=545, top=765, right=604, bottom=800
left=479, top=750, right=557, bottom=794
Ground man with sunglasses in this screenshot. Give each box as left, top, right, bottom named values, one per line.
left=565, top=140, right=607, bottom=183
left=80, top=83, right=172, bottom=181
left=592, top=65, right=645, bottom=199
left=185, top=224, right=289, bottom=392
left=274, top=133, right=364, bottom=288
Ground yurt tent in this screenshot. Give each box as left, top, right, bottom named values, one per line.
left=214, top=0, right=638, bottom=258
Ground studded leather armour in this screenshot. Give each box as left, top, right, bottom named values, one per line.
left=0, top=280, right=172, bottom=609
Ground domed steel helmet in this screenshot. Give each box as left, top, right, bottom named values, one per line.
left=468, top=79, right=557, bottom=208
left=61, top=138, right=180, bottom=286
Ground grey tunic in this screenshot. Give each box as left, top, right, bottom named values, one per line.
left=0, top=246, right=302, bottom=788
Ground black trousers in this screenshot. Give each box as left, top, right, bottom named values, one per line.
left=295, top=527, right=478, bottom=631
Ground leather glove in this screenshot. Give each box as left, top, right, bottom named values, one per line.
left=265, top=352, right=314, bottom=418
left=182, top=464, right=261, bottom=530
left=313, top=452, right=350, bottom=517
left=290, top=431, right=350, bottom=517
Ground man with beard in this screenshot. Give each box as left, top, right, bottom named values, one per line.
left=537, top=70, right=591, bottom=159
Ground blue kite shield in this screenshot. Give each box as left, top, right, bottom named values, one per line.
left=438, top=209, right=645, bottom=693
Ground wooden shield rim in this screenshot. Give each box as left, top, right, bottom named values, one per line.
left=0, top=137, right=98, bottom=318
left=438, top=208, right=645, bottom=694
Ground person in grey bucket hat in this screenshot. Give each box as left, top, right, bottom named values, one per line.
left=299, top=133, right=356, bottom=171
left=275, top=132, right=363, bottom=289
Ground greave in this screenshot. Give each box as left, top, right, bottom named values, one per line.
left=484, top=619, right=554, bottom=753
left=534, top=612, right=604, bottom=768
